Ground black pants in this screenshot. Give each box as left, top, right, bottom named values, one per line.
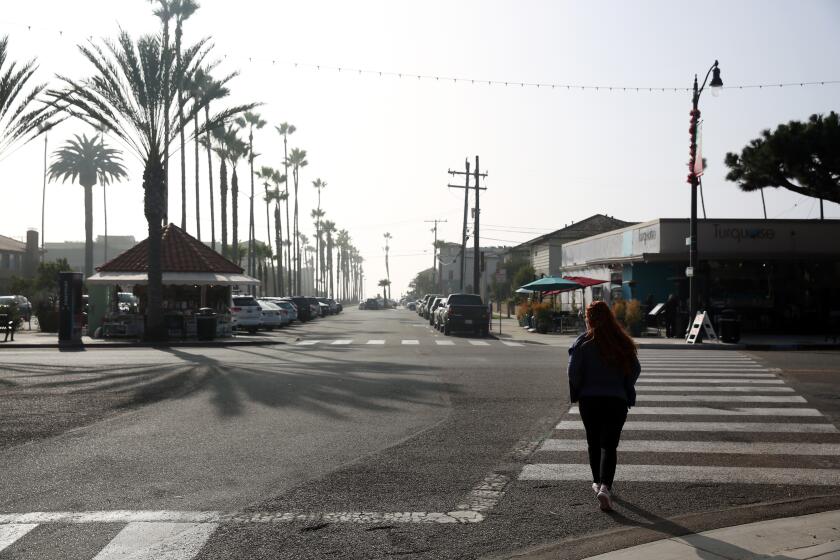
left=578, top=396, right=628, bottom=488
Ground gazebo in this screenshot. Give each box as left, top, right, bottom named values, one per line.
left=86, top=224, right=259, bottom=338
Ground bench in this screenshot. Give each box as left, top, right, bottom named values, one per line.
left=0, top=313, right=15, bottom=342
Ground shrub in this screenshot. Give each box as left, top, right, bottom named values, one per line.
left=611, top=299, right=626, bottom=325
left=624, top=299, right=643, bottom=333
left=35, top=298, right=59, bottom=333
left=532, top=302, right=554, bottom=333
left=515, top=301, right=532, bottom=322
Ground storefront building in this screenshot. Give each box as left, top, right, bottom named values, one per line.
left=559, top=218, right=840, bottom=333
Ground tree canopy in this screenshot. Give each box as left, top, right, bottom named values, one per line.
left=724, top=111, right=840, bottom=205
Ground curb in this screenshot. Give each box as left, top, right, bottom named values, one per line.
left=0, top=339, right=290, bottom=349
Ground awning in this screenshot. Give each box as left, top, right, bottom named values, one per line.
left=562, top=276, right=609, bottom=288
left=86, top=271, right=260, bottom=286
left=520, top=276, right=582, bottom=292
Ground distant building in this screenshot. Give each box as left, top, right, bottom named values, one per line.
left=44, top=235, right=138, bottom=274
left=0, top=230, right=39, bottom=291
left=436, top=242, right=506, bottom=301
left=506, top=214, right=636, bottom=278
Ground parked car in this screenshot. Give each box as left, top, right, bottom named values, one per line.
left=117, top=292, right=139, bottom=313
left=0, top=295, right=31, bottom=322
left=325, top=298, right=340, bottom=314
left=362, top=298, right=380, bottom=310
left=273, top=299, right=299, bottom=322
left=230, top=295, right=262, bottom=333
left=434, top=302, right=448, bottom=331
left=406, top=301, right=416, bottom=311
left=287, top=296, right=314, bottom=322
left=256, top=299, right=288, bottom=330
left=440, top=293, right=490, bottom=337
left=421, top=294, right=441, bottom=319
left=428, top=297, right=446, bottom=326
left=317, top=297, right=337, bottom=315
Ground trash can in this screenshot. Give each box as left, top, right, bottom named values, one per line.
left=196, top=307, right=217, bottom=340
left=717, top=309, right=740, bottom=343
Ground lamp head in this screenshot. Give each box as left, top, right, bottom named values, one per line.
left=709, top=61, right=723, bottom=96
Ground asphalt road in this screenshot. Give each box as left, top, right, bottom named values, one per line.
left=0, top=308, right=838, bottom=559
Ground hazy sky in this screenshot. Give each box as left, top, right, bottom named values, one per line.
left=2, top=0, right=839, bottom=297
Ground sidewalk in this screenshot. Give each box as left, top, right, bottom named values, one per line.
left=490, top=316, right=840, bottom=351
left=513, top=509, right=840, bottom=560
left=0, top=329, right=294, bottom=348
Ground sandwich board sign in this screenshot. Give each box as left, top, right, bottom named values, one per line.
left=685, top=311, right=718, bottom=344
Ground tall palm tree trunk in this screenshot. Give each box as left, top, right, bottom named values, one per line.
left=293, top=170, right=300, bottom=294
left=84, top=183, right=94, bottom=278
left=265, top=187, right=275, bottom=295
left=144, top=150, right=165, bottom=340
left=194, top=112, right=201, bottom=239
left=220, top=157, right=228, bottom=258
left=232, top=167, right=239, bottom=264
left=176, top=25, right=187, bottom=231
left=103, top=185, right=108, bottom=263
left=205, top=106, right=216, bottom=250
left=274, top=204, right=283, bottom=296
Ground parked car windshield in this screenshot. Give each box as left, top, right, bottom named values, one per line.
left=447, top=294, right=483, bottom=305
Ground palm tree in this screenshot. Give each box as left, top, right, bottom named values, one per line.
left=226, top=130, right=247, bottom=266
left=286, top=147, right=308, bottom=293
left=335, top=229, right=350, bottom=301
left=275, top=122, right=295, bottom=291
left=310, top=207, right=325, bottom=295
left=149, top=1, right=174, bottom=225
left=257, top=165, right=284, bottom=296
left=237, top=111, right=266, bottom=291
left=0, top=36, right=56, bottom=159
left=208, top=125, right=229, bottom=257
left=47, top=134, right=127, bottom=278
left=383, top=232, right=392, bottom=305
left=172, top=0, right=199, bottom=231
left=311, top=178, right=327, bottom=295
left=52, top=31, right=252, bottom=339
left=322, top=220, right=336, bottom=298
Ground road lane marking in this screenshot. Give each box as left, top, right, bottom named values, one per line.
left=435, top=340, right=455, bottom=346
left=0, top=511, right=482, bottom=526
left=0, top=524, right=37, bottom=552
left=366, top=340, right=385, bottom=345
left=296, top=340, right=322, bottom=346
left=92, top=522, right=217, bottom=560
left=540, top=439, right=840, bottom=456
left=401, top=340, right=419, bottom=345
left=468, top=340, right=490, bottom=346
left=567, top=406, right=822, bottom=417
left=519, top=464, right=840, bottom=485
left=554, top=420, right=838, bottom=433
left=636, top=395, right=807, bottom=403
left=636, top=386, right=795, bottom=393
left=637, top=379, right=784, bottom=384
left=640, top=373, right=776, bottom=378
left=331, top=339, right=352, bottom=345
left=501, top=341, right=524, bottom=347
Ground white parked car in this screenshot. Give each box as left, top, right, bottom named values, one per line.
left=230, top=295, right=261, bottom=333
left=259, top=297, right=298, bottom=323
left=257, top=299, right=288, bottom=330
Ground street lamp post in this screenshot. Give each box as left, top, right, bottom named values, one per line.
left=686, top=60, right=723, bottom=327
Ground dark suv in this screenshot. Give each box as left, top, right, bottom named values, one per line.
left=288, top=296, right=314, bottom=322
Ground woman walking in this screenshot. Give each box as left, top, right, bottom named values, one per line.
left=568, top=300, right=641, bottom=512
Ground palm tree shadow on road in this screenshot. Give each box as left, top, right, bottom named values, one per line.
left=157, top=346, right=457, bottom=420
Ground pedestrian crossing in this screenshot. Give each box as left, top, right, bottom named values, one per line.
left=519, top=350, right=840, bottom=486
left=292, top=338, right=525, bottom=348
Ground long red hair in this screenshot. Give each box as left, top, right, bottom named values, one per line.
left=584, top=300, right=637, bottom=375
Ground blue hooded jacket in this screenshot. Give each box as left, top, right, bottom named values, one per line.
left=568, top=333, right=640, bottom=406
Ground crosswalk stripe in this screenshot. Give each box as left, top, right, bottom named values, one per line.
left=636, top=394, right=807, bottom=403
left=296, top=340, right=322, bottom=346
left=554, top=420, right=838, bottom=433
left=519, top=464, right=840, bottom=485
left=92, top=522, right=217, bottom=560
left=637, top=386, right=795, bottom=393
left=401, top=340, right=419, bottom=345
left=641, top=372, right=776, bottom=378
left=0, top=524, right=37, bottom=552
left=331, top=339, right=352, bottom=345
left=643, top=368, right=769, bottom=373
left=435, top=340, right=455, bottom=346
left=637, top=378, right=784, bottom=384
left=469, top=340, right=490, bottom=346
left=568, top=406, right=822, bottom=417
left=501, top=341, right=524, bottom=347
left=366, top=340, right=385, bottom=345
left=540, top=439, right=840, bottom=456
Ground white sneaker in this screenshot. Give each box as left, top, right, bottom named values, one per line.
left=592, top=482, right=600, bottom=495
left=597, top=485, right=613, bottom=512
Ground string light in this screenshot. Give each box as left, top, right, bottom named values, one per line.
left=3, top=20, right=840, bottom=94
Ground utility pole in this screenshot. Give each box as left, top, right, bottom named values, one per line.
left=448, top=156, right=487, bottom=294
left=425, top=218, right=447, bottom=290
